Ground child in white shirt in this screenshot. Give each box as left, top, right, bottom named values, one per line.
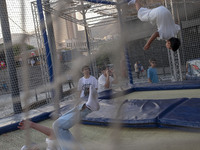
left=128, top=0, right=180, bottom=51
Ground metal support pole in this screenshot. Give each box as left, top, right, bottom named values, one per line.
left=80, top=0, right=95, bottom=76
left=116, top=2, right=133, bottom=85
left=44, top=0, right=61, bottom=117
left=0, top=0, right=22, bottom=114
left=171, top=0, right=183, bottom=81
left=176, top=7, right=183, bottom=81
left=31, top=1, right=51, bottom=102
left=164, top=0, right=168, bottom=7
left=37, top=0, right=54, bottom=83
left=165, top=0, right=183, bottom=81
left=44, top=0, right=57, bottom=66
left=170, top=0, right=175, bottom=20
left=183, top=0, right=188, bottom=20
left=167, top=48, right=173, bottom=78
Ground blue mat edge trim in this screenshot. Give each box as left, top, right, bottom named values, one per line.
left=98, top=82, right=200, bottom=99
left=0, top=112, right=51, bottom=135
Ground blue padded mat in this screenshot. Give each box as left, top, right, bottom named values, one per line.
left=0, top=101, right=74, bottom=135
left=1, top=98, right=200, bottom=135
left=0, top=110, right=51, bottom=135
left=85, top=0, right=116, bottom=5
left=82, top=98, right=188, bottom=127
left=159, top=98, right=200, bottom=128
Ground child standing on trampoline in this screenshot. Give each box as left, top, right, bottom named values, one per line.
left=128, top=0, right=180, bottom=51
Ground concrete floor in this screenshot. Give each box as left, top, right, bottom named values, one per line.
left=1, top=119, right=200, bottom=150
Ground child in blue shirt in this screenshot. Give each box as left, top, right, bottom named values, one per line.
left=147, top=58, right=159, bottom=83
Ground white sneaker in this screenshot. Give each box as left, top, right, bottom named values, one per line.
left=86, top=85, right=100, bottom=111
left=128, top=0, right=136, bottom=5
left=21, top=143, right=38, bottom=150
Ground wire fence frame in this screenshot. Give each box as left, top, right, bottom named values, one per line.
left=0, top=0, right=200, bottom=149
left=31, top=2, right=52, bottom=102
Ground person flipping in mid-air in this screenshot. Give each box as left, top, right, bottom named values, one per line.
left=128, top=0, right=180, bottom=51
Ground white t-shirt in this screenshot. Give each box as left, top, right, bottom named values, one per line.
left=98, top=74, right=114, bottom=93
left=138, top=6, right=180, bottom=40
left=77, top=75, right=98, bottom=98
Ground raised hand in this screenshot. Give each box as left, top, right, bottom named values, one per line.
left=105, top=69, right=110, bottom=77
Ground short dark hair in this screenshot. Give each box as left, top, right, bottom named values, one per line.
left=100, top=65, right=108, bottom=71
left=82, top=65, right=90, bottom=71
left=168, top=37, right=181, bottom=52
left=101, top=66, right=106, bottom=71
left=149, top=58, right=156, bottom=63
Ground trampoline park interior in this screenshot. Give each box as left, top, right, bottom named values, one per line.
left=0, top=0, right=200, bottom=150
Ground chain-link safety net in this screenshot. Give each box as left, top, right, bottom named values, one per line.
left=0, top=0, right=200, bottom=149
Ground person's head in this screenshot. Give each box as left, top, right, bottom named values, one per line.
left=149, top=58, right=157, bottom=68
left=101, top=65, right=112, bottom=77
left=82, top=65, right=90, bottom=76
left=166, top=37, right=181, bottom=52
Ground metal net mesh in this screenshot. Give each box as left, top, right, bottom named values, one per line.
left=0, top=0, right=200, bottom=149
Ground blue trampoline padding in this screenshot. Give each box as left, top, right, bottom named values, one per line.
left=0, top=101, right=74, bottom=135
left=84, top=0, right=116, bottom=5
left=98, top=80, right=200, bottom=99
left=0, top=111, right=51, bottom=135
left=2, top=98, right=200, bottom=135
left=160, top=98, right=200, bottom=128
left=82, top=98, right=188, bottom=128
left=98, top=89, right=113, bottom=98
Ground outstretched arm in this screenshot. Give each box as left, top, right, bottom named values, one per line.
left=18, top=120, right=55, bottom=140
left=144, top=32, right=159, bottom=50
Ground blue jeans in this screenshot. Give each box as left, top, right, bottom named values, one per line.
left=53, top=104, right=91, bottom=150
